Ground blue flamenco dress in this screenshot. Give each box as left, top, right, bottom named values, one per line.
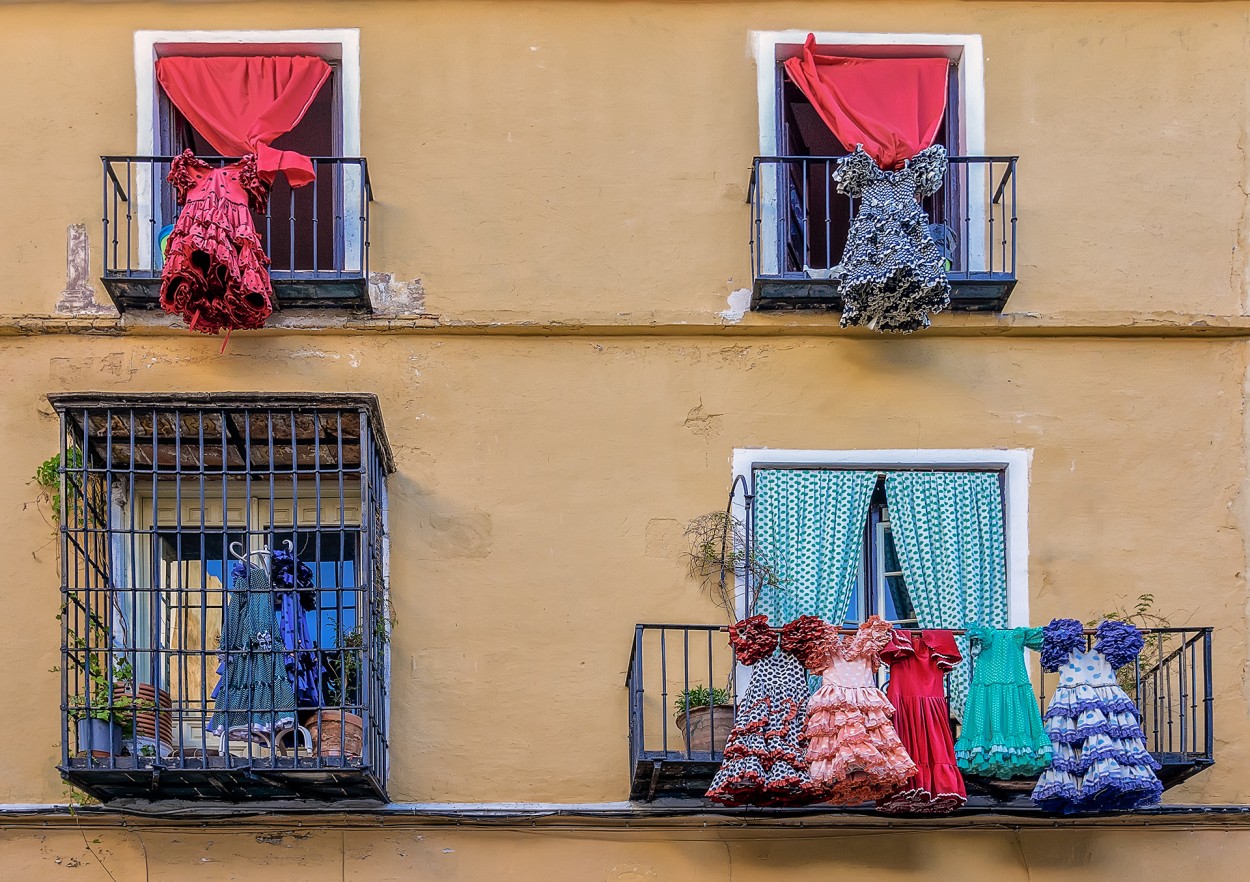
left=1032, top=619, right=1163, bottom=813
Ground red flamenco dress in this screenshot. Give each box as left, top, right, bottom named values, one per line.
left=877, top=629, right=967, bottom=814
left=160, top=150, right=274, bottom=336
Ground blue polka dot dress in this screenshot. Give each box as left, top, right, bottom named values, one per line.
left=1032, top=619, right=1162, bottom=813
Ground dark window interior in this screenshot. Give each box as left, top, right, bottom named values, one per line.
left=162, top=64, right=340, bottom=274
left=778, top=59, right=958, bottom=274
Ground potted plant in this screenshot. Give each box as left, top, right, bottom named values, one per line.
left=309, top=624, right=366, bottom=758
left=673, top=685, right=734, bottom=754
left=71, top=646, right=139, bottom=759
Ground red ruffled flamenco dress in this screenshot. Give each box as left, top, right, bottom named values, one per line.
left=877, top=629, right=967, bottom=814
left=160, top=150, right=274, bottom=336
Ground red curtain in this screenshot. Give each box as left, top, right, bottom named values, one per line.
left=783, top=35, right=949, bottom=170
left=155, top=55, right=331, bottom=187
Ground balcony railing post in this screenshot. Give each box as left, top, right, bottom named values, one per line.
left=1203, top=628, right=1214, bottom=761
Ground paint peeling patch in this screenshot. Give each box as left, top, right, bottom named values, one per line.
left=254, top=831, right=312, bottom=847
left=56, top=224, right=115, bottom=315
left=718, top=287, right=751, bottom=323
left=369, top=272, right=425, bottom=315
left=683, top=402, right=723, bottom=437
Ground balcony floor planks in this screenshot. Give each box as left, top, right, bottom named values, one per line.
left=630, top=754, right=1212, bottom=808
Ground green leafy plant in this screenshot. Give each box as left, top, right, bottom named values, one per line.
left=684, top=511, right=780, bottom=621
left=673, top=684, right=732, bottom=719
left=33, top=448, right=82, bottom=520
left=1087, top=593, right=1176, bottom=693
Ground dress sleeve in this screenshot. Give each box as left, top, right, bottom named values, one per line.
left=854, top=615, right=895, bottom=660
left=727, top=614, right=778, bottom=666
left=1022, top=626, right=1047, bottom=651
left=1095, top=620, right=1146, bottom=671
left=922, top=630, right=962, bottom=671
left=1039, top=618, right=1085, bottom=672
left=167, top=149, right=209, bottom=206
left=833, top=146, right=883, bottom=198
left=879, top=628, right=914, bottom=664
left=779, top=615, right=837, bottom=672
left=908, top=144, right=948, bottom=197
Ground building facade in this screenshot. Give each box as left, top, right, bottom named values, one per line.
left=0, top=0, right=1248, bottom=878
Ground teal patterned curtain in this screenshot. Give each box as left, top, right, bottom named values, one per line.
left=884, top=471, right=1009, bottom=720
left=753, top=469, right=878, bottom=625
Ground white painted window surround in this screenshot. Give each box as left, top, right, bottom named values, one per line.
left=729, top=448, right=1031, bottom=627
left=748, top=31, right=987, bottom=279
left=131, top=29, right=362, bottom=271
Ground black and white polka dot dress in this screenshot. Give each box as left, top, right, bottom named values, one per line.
left=833, top=144, right=952, bottom=333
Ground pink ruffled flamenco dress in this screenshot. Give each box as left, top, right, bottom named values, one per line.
left=789, top=615, right=917, bottom=804
left=160, top=150, right=275, bottom=337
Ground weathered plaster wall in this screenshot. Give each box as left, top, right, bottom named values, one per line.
left=0, top=334, right=1244, bottom=805
left=0, top=1, right=1246, bottom=321
left=3, top=823, right=1250, bottom=880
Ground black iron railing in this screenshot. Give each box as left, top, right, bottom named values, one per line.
left=99, top=156, right=372, bottom=311
left=626, top=622, right=1213, bottom=803
left=53, top=394, right=394, bottom=803
left=748, top=155, right=1017, bottom=310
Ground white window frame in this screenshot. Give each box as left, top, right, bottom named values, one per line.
left=730, top=448, right=1030, bottom=625
left=131, top=29, right=362, bottom=272
left=748, top=31, right=987, bottom=279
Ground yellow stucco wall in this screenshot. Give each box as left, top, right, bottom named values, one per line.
left=0, top=335, right=1246, bottom=805
left=1, top=1, right=1248, bottom=321
left=2, top=0, right=1250, bottom=876
left=4, top=823, right=1250, bottom=880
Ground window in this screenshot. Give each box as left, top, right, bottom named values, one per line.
left=748, top=32, right=1017, bottom=311
left=776, top=56, right=960, bottom=278
left=100, top=31, right=369, bottom=312
left=730, top=449, right=1028, bottom=627
left=843, top=482, right=919, bottom=627
left=52, top=394, right=393, bottom=803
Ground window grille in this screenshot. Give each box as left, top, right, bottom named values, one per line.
left=52, top=393, right=393, bottom=803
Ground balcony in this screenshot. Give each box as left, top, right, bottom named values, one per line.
left=100, top=156, right=372, bottom=312
left=748, top=155, right=1017, bottom=312
left=53, top=393, right=393, bottom=803
left=626, top=623, right=1213, bottom=808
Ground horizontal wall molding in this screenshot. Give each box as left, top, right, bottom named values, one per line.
left=3, top=802, right=1250, bottom=831
left=8, top=312, right=1250, bottom=339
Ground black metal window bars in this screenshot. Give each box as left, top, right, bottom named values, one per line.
left=52, top=393, right=394, bottom=803
left=748, top=155, right=1018, bottom=311
left=100, top=156, right=373, bottom=312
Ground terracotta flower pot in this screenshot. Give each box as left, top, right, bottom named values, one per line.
left=674, top=704, right=735, bottom=754
left=114, top=684, right=172, bottom=743
left=308, top=711, right=364, bottom=758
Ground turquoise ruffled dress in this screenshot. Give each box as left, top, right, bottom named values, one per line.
left=954, top=625, right=1053, bottom=778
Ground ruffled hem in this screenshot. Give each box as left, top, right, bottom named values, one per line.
left=956, top=744, right=1052, bottom=778
left=1044, top=694, right=1141, bottom=719
left=1045, top=721, right=1148, bottom=743
left=877, top=787, right=967, bottom=815
left=1033, top=773, right=1162, bottom=814
left=819, top=769, right=913, bottom=805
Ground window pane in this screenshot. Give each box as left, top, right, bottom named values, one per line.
left=881, top=525, right=917, bottom=624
